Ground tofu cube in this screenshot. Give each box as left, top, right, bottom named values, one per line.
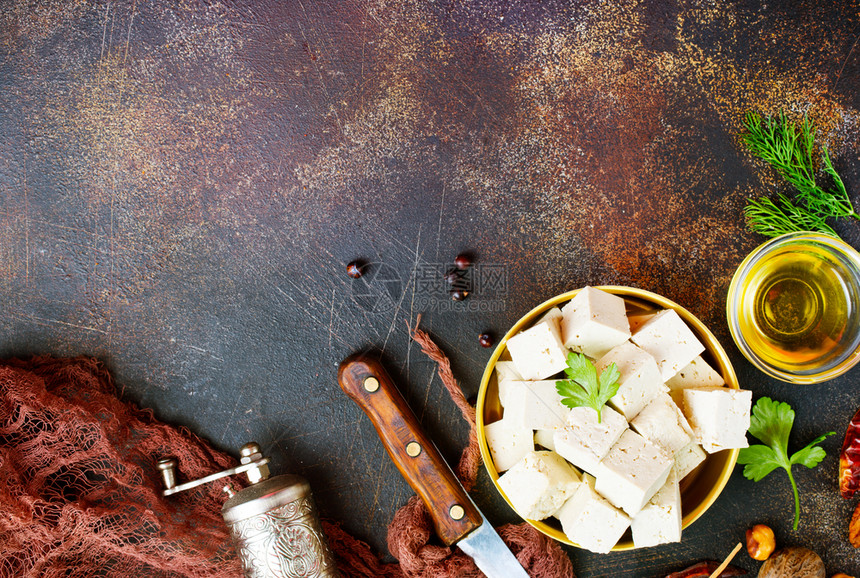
left=553, top=406, right=628, bottom=476
left=631, top=472, right=682, bottom=547
left=673, top=441, right=707, bottom=480
left=497, top=378, right=523, bottom=409
left=666, top=355, right=725, bottom=388
left=627, top=311, right=657, bottom=333
left=534, top=429, right=557, bottom=451
left=495, top=361, right=524, bottom=407
left=536, top=306, right=563, bottom=325
left=485, top=417, right=535, bottom=472
left=595, top=430, right=674, bottom=516
left=666, top=356, right=725, bottom=405
left=682, top=387, right=752, bottom=453
left=498, top=451, right=582, bottom=520
left=561, top=287, right=631, bottom=359
left=631, top=392, right=694, bottom=457
left=556, top=474, right=631, bottom=554
left=494, top=360, right=524, bottom=383
left=507, top=319, right=569, bottom=380
left=504, top=381, right=570, bottom=430
left=597, top=342, right=666, bottom=420
left=631, top=309, right=705, bottom=380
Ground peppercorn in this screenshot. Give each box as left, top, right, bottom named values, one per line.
left=454, top=253, right=472, bottom=270
left=451, top=289, right=469, bottom=301
left=346, top=261, right=364, bottom=279
left=443, top=268, right=461, bottom=285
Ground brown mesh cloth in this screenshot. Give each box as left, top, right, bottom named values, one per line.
left=0, top=346, right=573, bottom=577
left=0, top=356, right=241, bottom=577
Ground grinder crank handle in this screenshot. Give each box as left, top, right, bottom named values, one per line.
left=338, top=353, right=483, bottom=546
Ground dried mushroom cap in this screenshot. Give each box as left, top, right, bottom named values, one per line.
left=757, top=547, right=825, bottom=578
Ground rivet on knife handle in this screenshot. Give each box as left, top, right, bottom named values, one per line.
left=338, top=353, right=483, bottom=545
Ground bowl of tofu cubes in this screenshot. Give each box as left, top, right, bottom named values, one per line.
left=476, top=286, right=752, bottom=553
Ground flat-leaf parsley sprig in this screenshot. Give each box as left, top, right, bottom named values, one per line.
left=555, top=352, right=620, bottom=423
left=737, top=397, right=835, bottom=531
left=742, top=111, right=858, bottom=238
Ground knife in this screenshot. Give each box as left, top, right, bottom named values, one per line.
left=338, top=353, right=530, bottom=578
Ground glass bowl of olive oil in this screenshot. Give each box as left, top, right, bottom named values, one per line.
left=727, top=232, right=860, bottom=383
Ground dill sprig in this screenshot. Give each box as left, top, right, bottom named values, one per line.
left=806, top=147, right=856, bottom=218
left=744, top=194, right=838, bottom=238
left=742, top=111, right=857, bottom=238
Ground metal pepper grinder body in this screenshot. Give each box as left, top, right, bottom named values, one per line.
left=159, top=443, right=340, bottom=578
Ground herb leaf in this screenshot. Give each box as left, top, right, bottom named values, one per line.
left=747, top=396, right=794, bottom=448
left=744, top=194, right=838, bottom=238
left=803, top=147, right=858, bottom=219
left=555, top=352, right=620, bottom=423
left=741, top=111, right=858, bottom=239
left=737, top=445, right=782, bottom=481
left=789, top=433, right=831, bottom=468
left=737, top=397, right=835, bottom=530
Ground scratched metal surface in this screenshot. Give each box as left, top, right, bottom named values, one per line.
left=2, top=0, right=860, bottom=576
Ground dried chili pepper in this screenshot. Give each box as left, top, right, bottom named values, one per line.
left=839, top=406, right=860, bottom=499
left=665, top=561, right=747, bottom=578
left=850, top=501, right=860, bottom=548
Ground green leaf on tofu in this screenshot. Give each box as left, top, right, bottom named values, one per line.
left=736, top=397, right=834, bottom=531
left=555, top=352, right=620, bottom=424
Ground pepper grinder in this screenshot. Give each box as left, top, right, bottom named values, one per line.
left=158, top=442, right=341, bottom=578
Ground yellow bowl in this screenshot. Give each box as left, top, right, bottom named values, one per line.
left=476, top=286, right=739, bottom=551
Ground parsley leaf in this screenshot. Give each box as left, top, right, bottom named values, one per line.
left=737, top=397, right=835, bottom=530
left=555, top=352, right=620, bottom=423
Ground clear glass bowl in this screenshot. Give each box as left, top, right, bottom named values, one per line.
left=727, top=232, right=860, bottom=384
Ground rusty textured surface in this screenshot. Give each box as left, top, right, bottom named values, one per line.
left=2, top=0, right=860, bottom=575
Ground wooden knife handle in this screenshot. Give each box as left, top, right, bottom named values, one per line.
left=338, top=353, right=483, bottom=545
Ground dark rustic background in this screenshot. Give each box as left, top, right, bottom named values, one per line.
left=2, top=1, right=860, bottom=576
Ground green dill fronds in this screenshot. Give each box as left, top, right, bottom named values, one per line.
left=800, top=146, right=859, bottom=219
left=741, top=111, right=857, bottom=239
left=742, top=112, right=818, bottom=196
left=744, top=194, right=838, bottom=238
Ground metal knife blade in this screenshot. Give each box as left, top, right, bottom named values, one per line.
left=338, top=353, right=529, bottom=578
left=457, top=511, right=531, bottom=578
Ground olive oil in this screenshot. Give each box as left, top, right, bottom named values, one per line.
left=737, top=244, right=860, bottom=373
